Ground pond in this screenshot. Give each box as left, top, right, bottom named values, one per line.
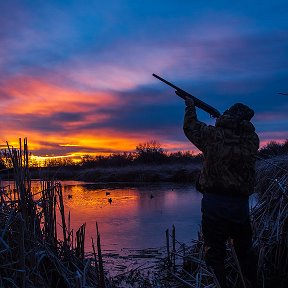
left=60, top=181, right=203, bottom=253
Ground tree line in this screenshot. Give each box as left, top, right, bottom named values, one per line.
left=80, top=140, right=202, bottom=168
left=1, top=139, right=287, bottom=169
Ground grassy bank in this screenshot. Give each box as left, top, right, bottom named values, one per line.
left=14, top=162, right=201, bottom=183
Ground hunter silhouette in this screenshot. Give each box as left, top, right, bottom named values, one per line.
left=183, top=98, right=259, bottom=288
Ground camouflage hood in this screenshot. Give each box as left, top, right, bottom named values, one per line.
left=225, top=103, right=254, bottom=121
left=215, top=113, right=256, bottom=134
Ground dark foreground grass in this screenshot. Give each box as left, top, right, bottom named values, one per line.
left=1, top=139, right=287, bottom=287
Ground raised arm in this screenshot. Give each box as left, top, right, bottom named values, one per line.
left=183, top=99, right=215, bottom=153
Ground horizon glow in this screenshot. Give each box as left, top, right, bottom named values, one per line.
left=1, top=1, right=287, bottom=156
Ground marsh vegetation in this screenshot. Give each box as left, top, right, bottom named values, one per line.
left=0, top=139, right=287, bottom=287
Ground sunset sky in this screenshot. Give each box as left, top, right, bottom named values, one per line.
left=1, top=0, right=287, bottom=157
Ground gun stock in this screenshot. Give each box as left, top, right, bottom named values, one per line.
left=152, top=73, right=221, bottom=118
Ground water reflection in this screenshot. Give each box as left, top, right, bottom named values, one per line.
left=0, top=180, right=202, bottom=253
left=61, top=182, right=202, bottom=252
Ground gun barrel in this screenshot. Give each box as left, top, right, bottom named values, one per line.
left=153, top=73, right=221, bottom=118
left=152, top=74, right=181, bottom=91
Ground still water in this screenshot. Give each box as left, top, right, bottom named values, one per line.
left=61, top=181, right=202, bottom=253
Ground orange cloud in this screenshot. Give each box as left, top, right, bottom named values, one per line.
left=2, top=125, right=150, bottom=157
left=1, top=76, right=117, bottom=116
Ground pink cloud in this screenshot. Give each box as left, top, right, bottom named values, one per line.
left=258, top=131, right=287, bottom=147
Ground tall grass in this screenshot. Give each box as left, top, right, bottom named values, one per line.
left=0, top=139, right=106, bottom=288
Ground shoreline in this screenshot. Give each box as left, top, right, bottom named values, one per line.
left=2, top=162, right=201, bottom=183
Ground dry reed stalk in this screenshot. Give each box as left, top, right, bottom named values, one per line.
left=96, top=222, right=106, bottom=288
left=92, top=237, right=100, bottom=282
left=56, top=182, right=68, bottom=250
left=0, top=138, right=107, bottom=288
left=165, top=228, right=171, bottom=269
left=172, top=225, right=176, bottom=271
left=76, top=223, right=86, bottom=260
left=68, top=211, right=71, bottom=247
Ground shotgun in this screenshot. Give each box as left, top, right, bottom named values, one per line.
left=152, top=73, right=221, bottom=118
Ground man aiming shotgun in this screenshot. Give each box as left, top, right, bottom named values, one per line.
left=153, top=74, right=259, bottom=287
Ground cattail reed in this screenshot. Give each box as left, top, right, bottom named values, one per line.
left=0, top=139, right=108, bottom=287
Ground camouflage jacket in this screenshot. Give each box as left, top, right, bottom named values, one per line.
left=183, top=105, right=259, bottom=197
